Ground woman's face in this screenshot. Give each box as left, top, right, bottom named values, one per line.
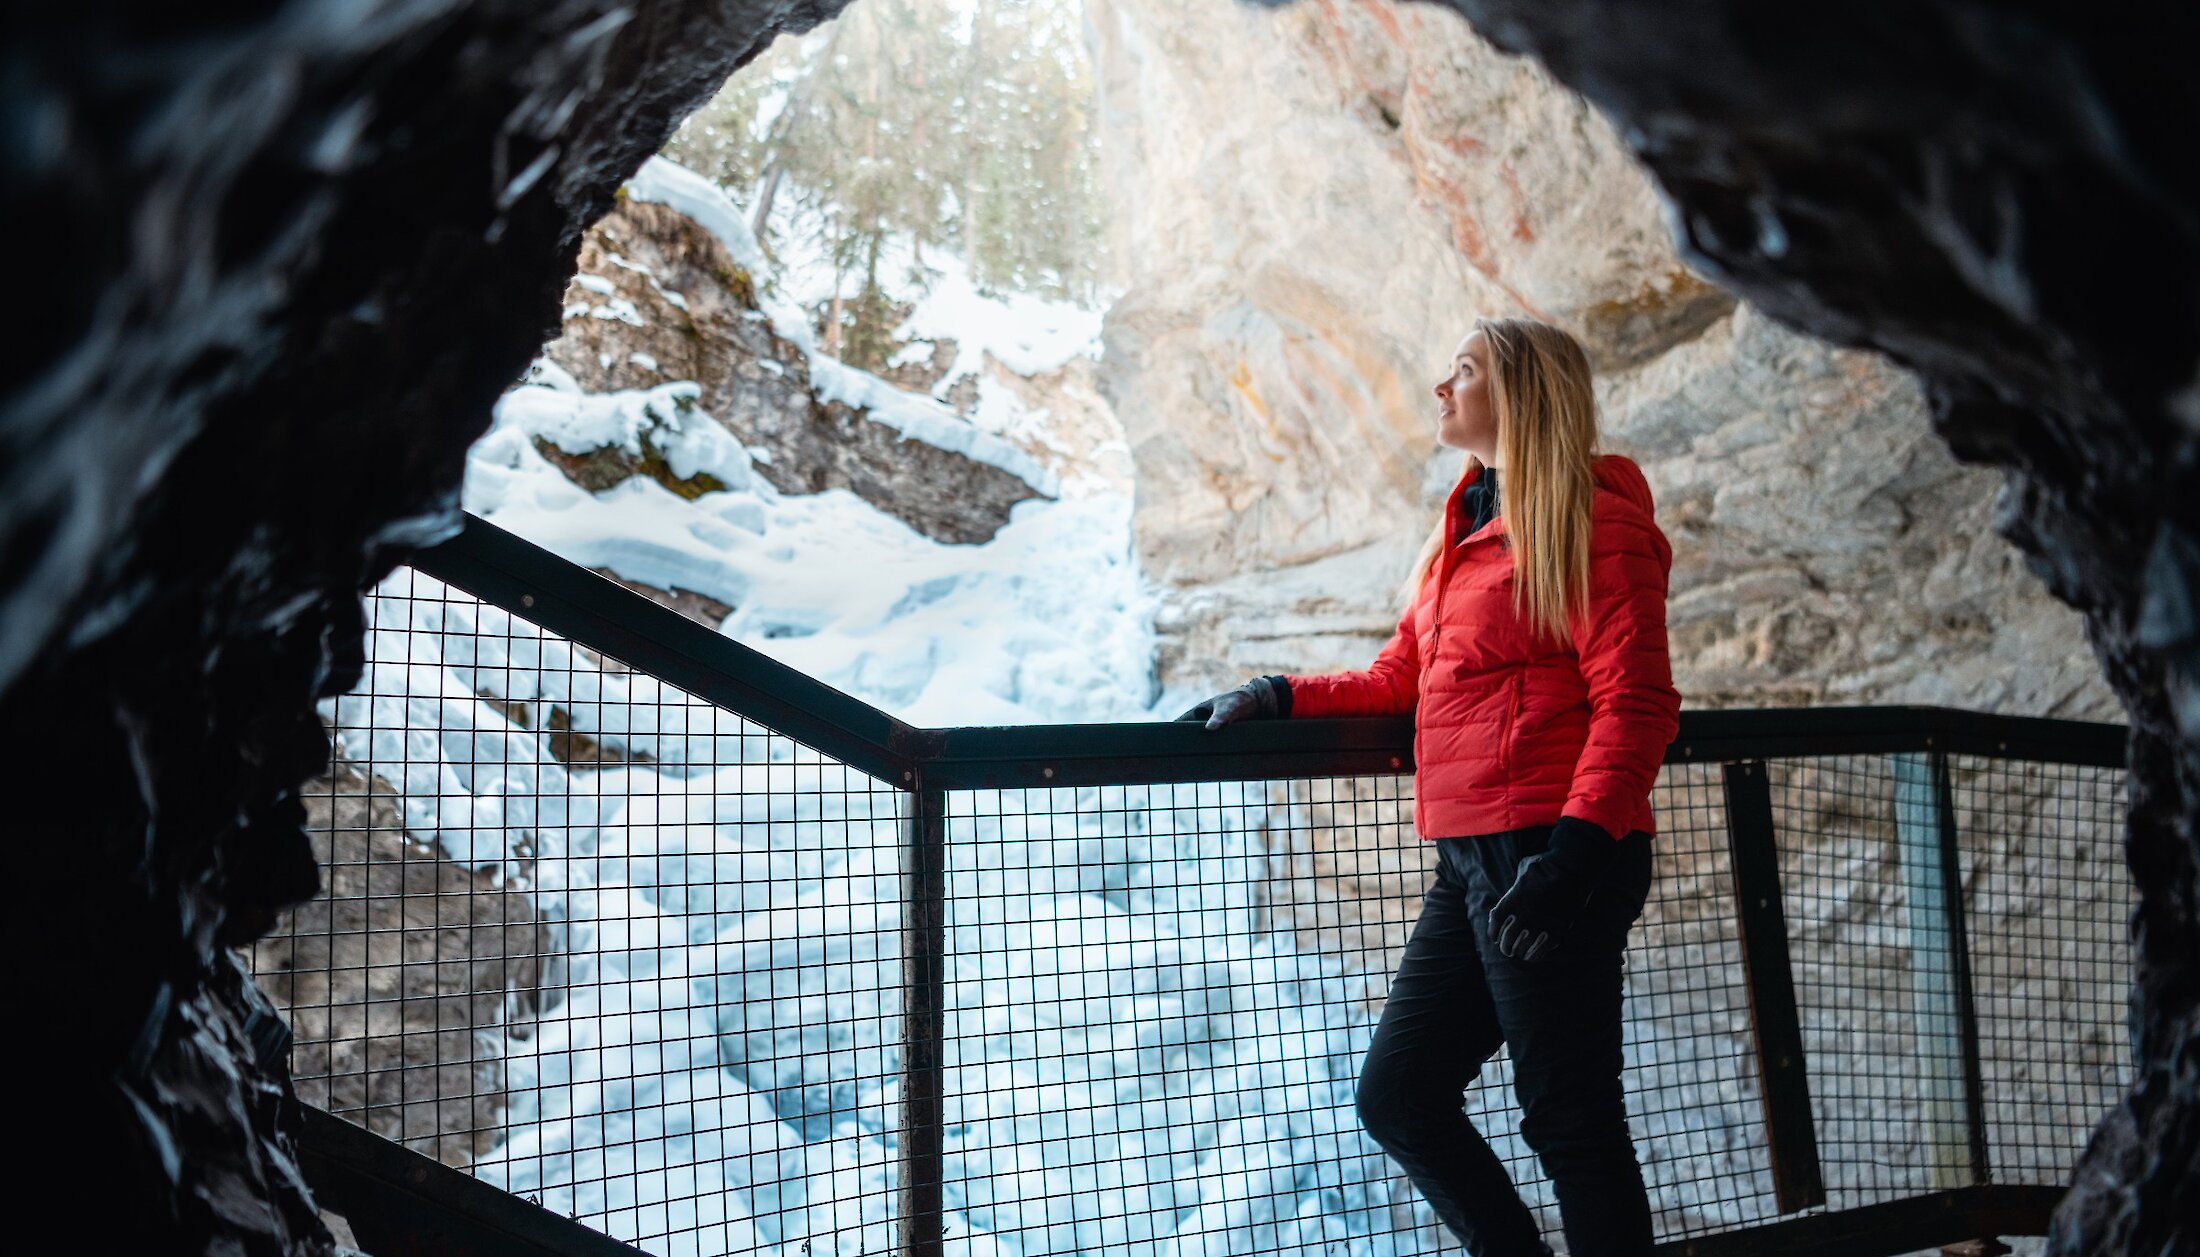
left=1435, top=330, right=1497, bottom=463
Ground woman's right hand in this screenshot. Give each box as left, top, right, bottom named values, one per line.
left=1175, top=676, right=1290, bottom=730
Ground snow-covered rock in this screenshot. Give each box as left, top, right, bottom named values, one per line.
left=468, top=365, right=1159, bottom=728
left=545, top=181, right=1053, bottom=545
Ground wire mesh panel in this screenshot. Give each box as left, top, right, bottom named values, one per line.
left=938, top=777, right=1423, bottom=1257
left=246, top=567, right=907, bottom=1257
left=1765, top=755, right=1946, bottom=1209
left=1631, top=763, right=1779, bottom=1239
left=935, top=766, right=1782, bottom=1257
left=1761, top=753, right=2133, bottom=1217
left=1948, top=756, right=2130, bottom=1186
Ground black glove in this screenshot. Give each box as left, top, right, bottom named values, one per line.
left=1175, top=675, right=1292, bottom=730
left=1488, top=817, right=1616, bottom=961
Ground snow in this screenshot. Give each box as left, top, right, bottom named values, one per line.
left=467, top=369, right=1126, bottom=725
left=806, top=354, right=1059, bottom=498
left=893, top=256, right=1104, bottom=383
left=317, top=360, right=1460, bottom=1256
left=628, top=153, right=1102, bottom=388
left=760, top=203, right=1102, bottom=396
left=565, top=294, right=647, bottom=327
left=626, top=156, right=773, bottom=288
left=325, top=556, right=1441, bottom=1256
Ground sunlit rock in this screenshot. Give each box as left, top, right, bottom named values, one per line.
left=1090, top=0, right=2108, bottom=723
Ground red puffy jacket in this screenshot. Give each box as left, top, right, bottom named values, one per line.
left=1286, top=453, right=1681, bottom=841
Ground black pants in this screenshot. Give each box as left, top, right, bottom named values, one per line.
left=1357, top=826, right=1656, bottom=1257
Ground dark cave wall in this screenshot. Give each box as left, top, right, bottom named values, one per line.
left=1401, top=1, right=2198, bottom=1252
left=0, top=1, right=849, bottom=1247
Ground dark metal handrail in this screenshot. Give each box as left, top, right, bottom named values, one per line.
left=299, top=1105, right=652, bottom=1257
left=412, top=514, right=2129, bottom=785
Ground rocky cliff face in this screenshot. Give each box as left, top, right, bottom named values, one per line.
left=1608, top=302, right=2106, bottom=713
left=1088, top=0, right=1504, bottom=683
left=249, top=756, right=548, bottom=1167
left=1091, top=0, right=2111, bottom=720
left=545, top=197, right=1049, bottom=544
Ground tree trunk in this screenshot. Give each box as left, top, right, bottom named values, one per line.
left=748, top=22, right=841, bottom=243
left=961, top=4, right=986, bottom=284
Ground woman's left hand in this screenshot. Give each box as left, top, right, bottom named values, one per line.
left=1488, top=818, right=1615, bottom=960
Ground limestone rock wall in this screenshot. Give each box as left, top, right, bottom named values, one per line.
left=1090, top=0, right=2112, bottom=721
left=1088, top=0, right=1505, bottom=674
left=1607, top=303, right=2107, bottom=714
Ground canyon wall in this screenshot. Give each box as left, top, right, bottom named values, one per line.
left=1089, top=0, right=2112, bottom=719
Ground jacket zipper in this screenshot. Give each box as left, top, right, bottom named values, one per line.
left=1433, top=470, right=1475, bottom=655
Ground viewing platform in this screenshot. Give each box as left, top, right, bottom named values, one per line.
left=252, top=515, right=2129, bottom=1257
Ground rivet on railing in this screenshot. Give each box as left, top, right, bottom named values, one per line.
left=1042, top=767, right=1055, bottom=779
left=521, top=593, right=535, bottom=608
left=1389, top=757, right=1401, bottom=769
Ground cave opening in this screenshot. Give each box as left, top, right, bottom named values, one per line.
left=5, top=1, right=2193, bottom=1254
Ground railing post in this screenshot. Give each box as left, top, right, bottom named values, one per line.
left=1722, top=759, right=1827, bottom=1213
left=1892, top=750, right=1990, bottom=1190
left=900, top=782, right=947, bottom=1257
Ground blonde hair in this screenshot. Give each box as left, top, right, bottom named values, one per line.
left=1405, top=316, right=1600, bottom=643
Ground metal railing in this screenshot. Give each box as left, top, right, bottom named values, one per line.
left=248, top=515, right=2133, bottom=1257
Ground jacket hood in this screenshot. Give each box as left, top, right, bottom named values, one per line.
left=1591, top=452, right=1656, bottom=519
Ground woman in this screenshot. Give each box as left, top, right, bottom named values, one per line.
left=1181, top=316, right=1680, bottom=1256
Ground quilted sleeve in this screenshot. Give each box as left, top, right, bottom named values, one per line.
left=1283, top=604, right=1421, bottom=718
left=1561, top=512, right=1682, bottom=838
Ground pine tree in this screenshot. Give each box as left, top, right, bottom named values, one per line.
left=660, top=0, right=1111, bottom=332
